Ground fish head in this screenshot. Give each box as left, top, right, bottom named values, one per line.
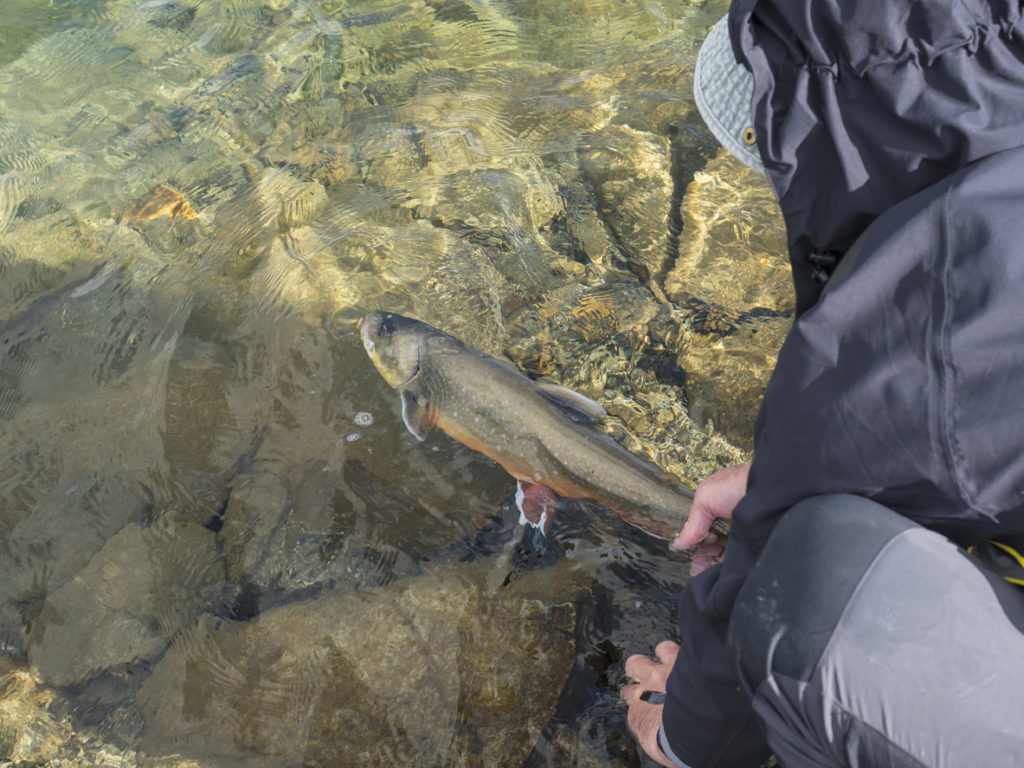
left=360, top=310, right=433, bottom=388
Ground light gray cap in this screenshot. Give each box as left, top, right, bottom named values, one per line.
left=693, top=16, right=763, bottom=174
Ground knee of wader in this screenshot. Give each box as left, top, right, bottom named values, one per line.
left=728, top=494, right=918, bottom=694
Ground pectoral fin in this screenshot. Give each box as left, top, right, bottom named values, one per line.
left=515, top=480, right=558, bottom=535
left=400, top=389, right=437, bottom=441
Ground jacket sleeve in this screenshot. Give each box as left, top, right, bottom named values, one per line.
left=662, top=529, right=773, bottom=767
left=661, top=440, right=815, bottom=767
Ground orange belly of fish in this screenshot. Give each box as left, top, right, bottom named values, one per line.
left=437, top=416, right=586, bottom=498
left=437, top=415, right=677, bottom=540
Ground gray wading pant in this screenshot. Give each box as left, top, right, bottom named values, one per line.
left=728, top=494, right=1024, bottom=768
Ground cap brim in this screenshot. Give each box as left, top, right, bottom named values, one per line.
left=694, top=16, right=763, bottom=174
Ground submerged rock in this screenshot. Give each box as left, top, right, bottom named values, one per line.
left=0, top=659, right=203, bottom=767
left=28, top=521, right=223, bottom=687
left=674, top=314, right=792, bottom=448
left=665, top=150, right=792, bottom=447
left=0, top=474, right=156, bottom=654
left=578, top=124, right=675, bottom=282
left=0, top=664, right=65, bottom=765
left=219, top=459, right=420, bottom=603
left=666, top=151, right=790, bottom=315
left=138, top=562, right=577, bottom=768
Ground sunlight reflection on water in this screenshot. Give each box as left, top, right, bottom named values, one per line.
left=0, top=0, right=789, bottom=765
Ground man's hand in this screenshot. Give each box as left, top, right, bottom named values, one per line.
left=670, top=463, right=751, bottom=576
left=621, top=641, right=681, bottom=767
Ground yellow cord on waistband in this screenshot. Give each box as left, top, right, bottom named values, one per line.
left=968, top=540, right=1024, bottom=587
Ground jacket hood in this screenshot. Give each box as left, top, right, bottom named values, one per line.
left=730, top=0, right=1024, bottom=313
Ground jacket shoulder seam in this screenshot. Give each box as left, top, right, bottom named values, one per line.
left=936, top=184, right=974, bottom=508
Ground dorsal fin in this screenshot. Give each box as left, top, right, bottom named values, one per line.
left=534, top=381, right=607, bottom=424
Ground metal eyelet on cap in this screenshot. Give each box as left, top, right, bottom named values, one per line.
left=742, top=127, right=756, bottom=145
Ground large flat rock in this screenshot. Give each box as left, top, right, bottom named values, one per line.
left=138, top=562, right=577, bottom=768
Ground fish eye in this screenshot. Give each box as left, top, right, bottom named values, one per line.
left=378, top=315, right=394, bottom=337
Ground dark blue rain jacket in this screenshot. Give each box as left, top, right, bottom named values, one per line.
left=664, top=1, right=1024, bottom=765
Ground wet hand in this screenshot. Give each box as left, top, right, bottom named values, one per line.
left=621, top=641, right=681, bottom=768
left=670, top=463, right=751, bottom=573
left=688, top=531, right=726, bottom=576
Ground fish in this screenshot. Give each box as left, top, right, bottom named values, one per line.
left=359, top=310, right=727, bottom=542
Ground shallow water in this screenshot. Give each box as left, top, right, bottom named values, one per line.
left=0, top=0, right=790, bottom=765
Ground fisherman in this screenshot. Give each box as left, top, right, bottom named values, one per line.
left=621, top=2, right=1024, bottom=766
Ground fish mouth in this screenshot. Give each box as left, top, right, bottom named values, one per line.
left=359, top=315, right=375, bottom=355
left=359, top=311, right=421, bottom=387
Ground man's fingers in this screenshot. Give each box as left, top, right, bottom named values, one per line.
left=654, top=640, right=680, bottom=665
left=670, top=462, right=750, bottom=552
left=621, top=681, right=660, bottom=704
left=689, top=533, right=726, bottom=577
left=622, top=640, right=686, bottom=768
left=670, top=505, right=715, bottom=551
left=626, top=644, right=680, bottom=679
left=623, top=643, right=678, bottom=699
left=625, top=697, right=677, bottom=768
left=624, top=652, right=659, bottom=683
